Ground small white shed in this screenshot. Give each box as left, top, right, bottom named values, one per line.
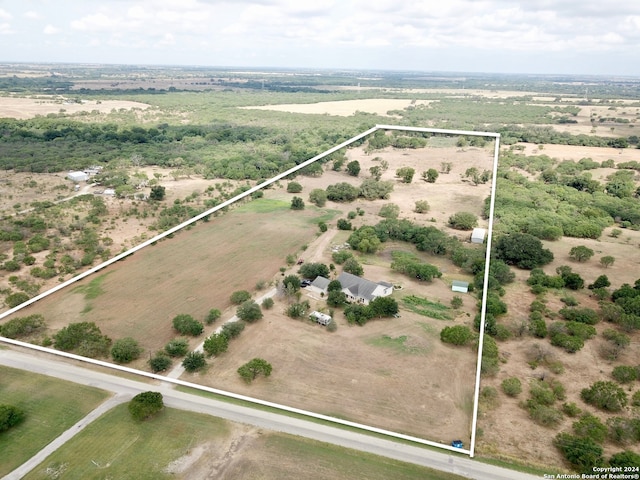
left=452, top=281, right=469, bottom=293
left=471, top=228, right=486, bottom=244
left=67, top=171, right=89, bottom=182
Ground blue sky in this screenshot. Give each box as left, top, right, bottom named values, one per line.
left=1, top=0, right=639, bottom=76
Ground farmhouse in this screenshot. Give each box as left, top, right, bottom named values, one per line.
left=67, top=171, right=89, bottom=182
left=470, top=228, right=486, bottom=244
left=310, top=311, right=332, bottom=326
left=337, top=272, right=393, bottom=305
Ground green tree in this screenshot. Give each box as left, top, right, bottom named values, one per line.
left=359, top=179, right=394, bottom=200
left=203, top=333, right=229, bottom=356
left=343, top=257, right=364, bottom=276
left=609, top=451, right=640, bottom=469
left=287, top=301, right=310, bottom=319
left=149, top=353, right=172, bottom=372
left=569, top=246, right=595, bottom=262
left=572, top=413, right=608, bottom=444
left=221, top=321, right=245, bottom=340
left=286, top=181, right=303, bottom=193
left=448, top=212, right=478, bottom=230
left=237, top=300, right=263, bottom=322
left=326, top=182, right=359, bottom=202
left=283, top=275, right=301, bottom=291
left=337, top=218, right=352, bottom=230
left=128, top=392, right=164, bottom=421
left=495, top=233, right=554, bottom=269
left=581, top=381, right=628, bottom=412
left=396, top=167, right=415, bottom=183
left=164, top=337, right=189, bottom=357
left=149, top=185, right=166, bottom=201
left=230, top=290, right=251, bottom=305
left=348, top=226, right=381, bottom=254
left=172, top=314, right=204, bottom=336
left=205, top=308, right=221, bottom=325
left=308, top=188, right=327, bottom=207
left=290, top=196, right=305, bottom=210
left=553, top=433, right=604, bottom=472
left=346, top=160, right=361, bottom=176
left=182, top=351, right=206, bottom=372
left=238, top=358, right=272, bottom=383
left=440, top=325, right=474, bottom=345
left=0, top=404, right=25, bottom=432
left=600, top=256, right=615, bottom=268
left=588, top=275, right=610, bottom=290
left=369, top=296, right=399, bottom=317
left=0, top=314, right=45, bottom=339
left=53, top=322, right=111, bottom=358
left=414, top=200, right=430, bottom=213
left=327, top=290, right=347, bottom=307
left=299, top=262, right=330, bottom=279
left=111, top=337, right=143, bottom=364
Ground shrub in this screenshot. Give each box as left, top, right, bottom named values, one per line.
left=5, top=292, right=29, bottom=308
left=0, top=314, right=45, bottom=339
left=440, top=325, right=474, bottom=345
left=337, top=218, right=352, bottom=230
left=290, top=196, right=305, bottom=210
left=378, top=203, right=400, bottom=219
left=529, top=404, right=563, bottom=427
left=343, top=257, right=364, bottom=276
left=611, top=365, right=638, bottom=384
left=346, top=160, right=361, bottom=176
left=326, top=319, right=337, bottom=332
left=262, top=297, right=274, bottom=309
left=172, top=314, right=204, bottom=336
left=414, top=200, right=430, bottom=213
left=221, top=321, right=245, bottom=340
left=326, top=182, right=359, bottom=202
left=230, top=290, right=251, bottom=304
left=581, top=381, right=628, bottom=412
left=308, top=188, right=327, bottom=207
left=149, top=353, right=172, bottom=372
left=203, top=333, right=229, bottom=356
left=562, top=402, right=582, bottom=417
left=569, top=245, right=595, bottom=262
left=610, top=451, right=640, bottom=469
left=554, top=433, right=604, bottom=472
left=237, top=300, right=263, bottom=323
left=573, top=413, right=608, bottom=444
left=111, top=337, right=143, bottom=364
left=448, top=212, right=478, bottom=230
left=286, top=181, right=303, bottom=193
left=182, top=351, right=206, bottom=372
left=501, top=377, right=522, bottom=397
left=164, top=338, right=189, bottom=357
left=237, top=358, right=272, bottom=383
left=559, top=307, right=599, bottom=325
left=332, top=250, right=353, bottom=264
left=205, top=308, right=221, bottom=324
left=0, top=404, right=25, bottom=432
left=53, top=322, right=111, bottom=358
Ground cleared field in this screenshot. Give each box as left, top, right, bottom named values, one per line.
left=17, top=198, right=331, bottom=360
left=0, top=366, right=109, bottom=477
left=241, top=98, right=432, bottom=116
left=23, top=403, right=467, bottom=480
left=0, top=96, right=150, bottom=119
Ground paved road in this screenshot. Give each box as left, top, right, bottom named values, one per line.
left=0, top=349, right=542, bottom=480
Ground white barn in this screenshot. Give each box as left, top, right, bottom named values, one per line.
left=451, top=280, right=469, bottom=293
left=67, top=171, right=89, bottom=183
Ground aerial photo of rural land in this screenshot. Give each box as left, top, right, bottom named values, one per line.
left=0, top=2, right=639, bottom=480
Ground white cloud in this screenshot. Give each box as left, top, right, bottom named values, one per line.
left=0, top=9, right=12, bottom=21
left=43, top=25, right=60, bottom=35
left=0, top=22, right=12, bottom=35
left=23, top=11, right=41, bottom=20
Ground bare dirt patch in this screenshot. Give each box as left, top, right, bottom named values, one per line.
left=0, top=96, right=150, bottom=120
left=241, top=98, right=432, bottom=117
left=516, top=143, right=638, bottom=164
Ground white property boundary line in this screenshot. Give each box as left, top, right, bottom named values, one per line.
left=0, top=124, right=500, bottom=458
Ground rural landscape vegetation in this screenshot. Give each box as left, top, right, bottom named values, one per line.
left=1, top=63, right=640, bottom=478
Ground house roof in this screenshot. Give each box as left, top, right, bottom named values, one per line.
left=310, top=276, right=330, bottom=290
left=471, top=228, right=486, bottom=239
left=452, top=280, right=469, bottom=287
left=337, top=272, right=384, bottom=302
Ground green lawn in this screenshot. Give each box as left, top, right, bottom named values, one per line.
left=24, top=403, right=230, bottom=480
left=0, top=366, right=109, bottom=477
left=24, top=401, right=468, bottom=480
left=402, top=295, right=453, bottom=320
left=229, top=432, right=470, bottom=480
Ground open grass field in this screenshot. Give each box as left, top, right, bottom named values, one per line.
left=16, top=198, right=331, bottom=362
left=0, top=96, right=150, bottom=119
left=23, top=402, right=468, bottom=480
left=0, top=366, right=109, bottom=477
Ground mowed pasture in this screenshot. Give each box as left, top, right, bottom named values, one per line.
left=0, top=365, right=109, bottom=477
left=14, top=199, right=328, bottom=359
left=24, top=402, right=468, bottom=480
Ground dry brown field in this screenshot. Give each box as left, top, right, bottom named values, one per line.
left=241, top=98, right=432, bottom=117
left=0, top=96, right=150, bottom=119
